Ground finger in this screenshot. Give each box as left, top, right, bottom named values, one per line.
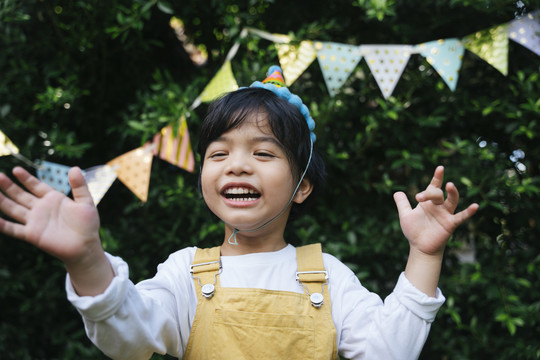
left=428, top=165, right=445, bottom=189
left=69, top=167, right=95, bottom=206
left=0, top=191, right=29, bottom=224
left=393, top=191, right=412, bottom=217
left=0, top=217, right=27, bottom=240
left=453, top=203, right=479, bottom=226
left=416, top=187, right=445, bottom=205
left=12, top=166, right=53, bottom=198
left=444, top=182, right=460, bottom=213
left=0, top=171, right=37, bottom=210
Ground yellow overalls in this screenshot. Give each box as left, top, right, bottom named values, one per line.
left=183, top=243, right=338, bottom=360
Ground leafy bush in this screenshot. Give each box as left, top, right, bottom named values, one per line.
left=1, top=0, right=539, bottom=358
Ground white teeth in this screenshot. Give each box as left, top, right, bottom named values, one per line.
left=225, top=187, right=257, bottom=195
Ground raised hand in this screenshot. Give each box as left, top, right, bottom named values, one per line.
left=393, top=166, right=478, bottom=256
left=393, top=166, right=479, bottom=296
left=0, top=166, right=113, bottom=295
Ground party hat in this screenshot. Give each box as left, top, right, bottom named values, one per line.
left=262, top=65, right=286, bottom=88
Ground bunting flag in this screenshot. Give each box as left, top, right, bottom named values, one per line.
left=463, top=24, right=509, bottom=76
left=199, top=61, right=239, bottom=103
left=416, top=38, right=465, bottom=91
left=315, top=41, right=363, bottom=97
left=106, top=146, right=153, bottom=202
left=150, top=116, right=195, bottom=172
left=82, top=165, right=117, bottom=206
left=275, top=40, right=317, bottom=86
left=508, top=11, right=540, bottom=56
left=36, top=160, right=72, bottom=195
left=363, top=45, right=413, bottom=99
left=0, top=130, right=19, bottom=156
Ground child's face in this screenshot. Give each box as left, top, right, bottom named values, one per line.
left=200, top=116, right=298, bottom=232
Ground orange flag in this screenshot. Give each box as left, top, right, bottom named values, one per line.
left=150, top=116, right=196, bottom=173
left=107, top=146, right=153, bottom=202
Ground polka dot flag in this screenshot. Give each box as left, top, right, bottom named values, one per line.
left=107, top=146, right=154, bottom=202
left=37, top=161, right=72, bottom=195
left=275, top=40, right=317, bottom=86
left=83, top=165, right=117, bottom=206
left=0, top=130, right=19, bottom=156
left=464, top=24, right=509, bottom=76
left=315, top=41, right=363, bottom=97
left=362, top=45, right=413, bottom=99
left=508, top=11, right=540, bottom=56
left=416, top=38, right=465, bottom=91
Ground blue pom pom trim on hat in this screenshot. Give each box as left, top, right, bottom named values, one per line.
left=248, top=67, right=316, bottom=143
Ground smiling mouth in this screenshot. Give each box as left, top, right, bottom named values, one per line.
left=223, top=187, right=261, bottom=201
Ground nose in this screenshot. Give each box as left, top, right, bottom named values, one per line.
left=225, top=152, right=252, bottom=175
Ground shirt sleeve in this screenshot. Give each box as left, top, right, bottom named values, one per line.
left=329, top=256, right=445, bottom=360
left=65, top=252, right=192, bottom=360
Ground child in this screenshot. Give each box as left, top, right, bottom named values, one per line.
left=0, top=66, right=478, bottom=359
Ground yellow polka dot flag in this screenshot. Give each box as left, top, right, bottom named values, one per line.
left=107, top=146, right=154, bottom=202
left=416, top=38, right=465, bottom=91
left=0, top=130, right=19, bottom=157
left=463, top=24, right=509, bottom=76
left=315, top=41, right=363, bottom=97
left=275, top=40, right=317, bottom=86
left=362, top=45, right=413, bottom=99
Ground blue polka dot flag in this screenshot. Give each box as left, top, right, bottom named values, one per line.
left=37, top=160, right=72, bottom=195
left=315, top=41, right=363, bottom=97
left=416, top=38, right=465, bottom=91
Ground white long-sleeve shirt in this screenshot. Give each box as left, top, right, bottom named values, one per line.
left=66, top=244, right=445, bottom=360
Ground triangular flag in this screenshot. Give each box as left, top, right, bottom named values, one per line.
left=36, top=161, right=72, bottom=195
left=82, top=165, right=117, bottom=206
left=362, top=45, right=413, bottom=99
left=463, top=24, right=509, bottom=75
left=106, top=147, right=153, bottom=202
left=416, top=38, right=465, bottom=91
left=199, top=61, right=239, bottom=103
left=275, top=40, right=317, bottom=86
left=150, top=116, right=195, bottom=172
left=508, top=11, right=540, bottom=56
left=0, top=130, right=19, bottom=156
left=315, top=41, right=363, bottom=97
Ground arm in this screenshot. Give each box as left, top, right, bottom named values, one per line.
left=0, top=166, right=113, bottom=295
left=393, top=166, right=478, bottom=297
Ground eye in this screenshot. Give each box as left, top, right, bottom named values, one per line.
left=254, top=151, right=275, bottom=158
left=209, top=151, right=227, bottom=159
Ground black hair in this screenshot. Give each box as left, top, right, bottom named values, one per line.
left=197, top=87, right=326, bottom=220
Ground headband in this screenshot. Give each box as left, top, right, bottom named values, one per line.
left=249, top=65, right=317, bottom=143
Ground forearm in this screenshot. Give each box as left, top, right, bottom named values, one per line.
left=404, top=247, right=444, bottom=297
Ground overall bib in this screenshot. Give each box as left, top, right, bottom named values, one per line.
left=183, top=243, right=338, bottom=360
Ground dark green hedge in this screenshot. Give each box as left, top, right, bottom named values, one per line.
left=1, top=0, right=539, bottom=359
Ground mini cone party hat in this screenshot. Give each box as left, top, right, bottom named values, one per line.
left=262, top=65, right=286, bottom=87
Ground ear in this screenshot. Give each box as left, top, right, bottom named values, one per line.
left=293, top=178, right=313, bottom=204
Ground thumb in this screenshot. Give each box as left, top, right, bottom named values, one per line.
left=68, top=167, right=95, bottom=206
left=393, top=191, right=412, bottom=218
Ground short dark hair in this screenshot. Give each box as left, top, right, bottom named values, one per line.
left=197, top=87, right=326, bottom=219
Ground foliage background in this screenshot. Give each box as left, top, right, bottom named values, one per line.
left=1, top=0, right=539, bottom=359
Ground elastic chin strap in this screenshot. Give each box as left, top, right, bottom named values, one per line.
left=227, top=139, right=314, bottom=245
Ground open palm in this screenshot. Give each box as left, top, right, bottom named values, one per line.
left=393, top=166, right=479, bottom=256
left=0, top=166, right=100, bottom=264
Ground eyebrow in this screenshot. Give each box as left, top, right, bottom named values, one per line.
left=213, top=135, right=283, bottom=148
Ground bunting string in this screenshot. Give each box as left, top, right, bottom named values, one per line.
left=2, top=11, right=538, bottom=205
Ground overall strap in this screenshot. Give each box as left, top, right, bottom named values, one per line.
left=296, top=243, right=329, bottom=307
left=191, top=246, right=221, bottom=299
